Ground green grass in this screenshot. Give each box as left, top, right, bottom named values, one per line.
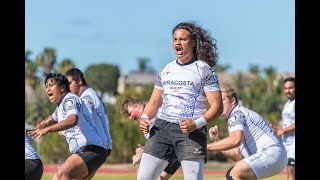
left=41, top=173, right=286, bottom=180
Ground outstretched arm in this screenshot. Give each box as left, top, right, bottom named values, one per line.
left=207, top=130, right=243, bottom=152
left=28, top=114, right=78, bottom=140
left=35, top=115, right=56, bottom=129
left=208, top=129, right=243, bottom=162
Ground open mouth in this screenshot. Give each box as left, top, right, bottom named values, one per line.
left=47, top=92, right=54, bottom=101
left=175, top=46, right=183, bottom=55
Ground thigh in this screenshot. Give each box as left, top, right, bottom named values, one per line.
left=143, top=119, right=175, bottom=161
left=232, top=160, right=256, bottom=180
left=242, top=144, right=287, bottom=179
left=138, top=153, right=169, bottom=180
left=173, top=125, right=207, bottom=161
left=180, top=159, right=204, bottom=180
left=59, top=154, right=89, bottom=179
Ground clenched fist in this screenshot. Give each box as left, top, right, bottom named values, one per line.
left=209, top=125, right=219, bottom=142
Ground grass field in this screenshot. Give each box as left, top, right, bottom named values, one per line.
left=40, top=161, right=287, bottom=180
left=41, top=172, right=286, bottom=180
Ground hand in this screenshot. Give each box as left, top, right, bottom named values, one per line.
left=132, top=154, right=141, bottom=167
left=27, top=128, right=48, bottom=140
left=135, top=144, right=144, bottom=155
left=179, top=118, right=196, bottom=134
left=269, top=124, right=283, bottom=137
left=139, top=119, right=152, bottom=134
left=209, top=125, right=219, bottom=142
left=132, top=144, right=143, bottom=166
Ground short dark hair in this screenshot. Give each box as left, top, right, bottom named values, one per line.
left=44, top=72, right=70, bottom=92
left=64, top=68, right=88, bottom=86
left=284, top=77, right=295, bottom=84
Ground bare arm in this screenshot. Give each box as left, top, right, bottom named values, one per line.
left=36, top=115, right=56, bottom=129
left=204, top=90, right=223, bottom=123
left=270, top=123, right=295, bottom=137
left=282, top=123, right=295, bottom=134
left=180, top=90, right=223, bottom=133
left=221, top=147, right=243, bottom=162
left=207, top=130, right=243, bottom=152
left=139, top=88, right=163, bottom=134
left=208, top=126, right=243, bottom=162
left=27, top=114, right=78, bottom=139
left=141, top=88, right=163, bottom=119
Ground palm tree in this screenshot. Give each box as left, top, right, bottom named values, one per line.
left=57, top=58, right=75, bottom=74
left=36, top=47, right=57, bottom=73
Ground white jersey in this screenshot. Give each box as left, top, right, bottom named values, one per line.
left=80, top=87, right=113, bottom=149
left=281, top=99, right=295, bottom=145
left=25, top=135, right=40, bottom=160
left=228, top=105, right=282, bottom=158
left=52, top=92, right=104, bottom=153
left=155, top=59, right=220, bottom=124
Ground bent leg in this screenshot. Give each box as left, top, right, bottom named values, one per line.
left=56, top=154, right=88, bottom=180
left=231, top=160, right=256, bottom=180
left=287, top=165, right=295, bottom=180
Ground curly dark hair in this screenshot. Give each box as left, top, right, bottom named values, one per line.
left=172, top=21, right=218, bottom=67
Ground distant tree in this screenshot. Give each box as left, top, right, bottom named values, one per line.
left=84, top=63, right=120, bottom=97
left=248, top=64, right=260, bottom=75
left=137, top=57, right=150, bottom=72
left=25, top=50, right=39, bottom=88
left=36, top=47, right=57, bottom=73
left=57, top=58, right=75, bottom=74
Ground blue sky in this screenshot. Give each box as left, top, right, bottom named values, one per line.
left=25, top=0, right=295, bottom=75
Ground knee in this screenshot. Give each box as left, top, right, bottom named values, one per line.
left=226, top=166, right=235, bottom=180
left=56, top=168, right=69, bottom=180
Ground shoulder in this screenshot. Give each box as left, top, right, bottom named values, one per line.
left=161, top=60, right=176, bottom=70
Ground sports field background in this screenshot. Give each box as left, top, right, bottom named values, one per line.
left=40, top=161, right=286, bottom=180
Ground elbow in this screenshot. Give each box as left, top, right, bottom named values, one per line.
left=233, top=138, right=242, bottom=147
left=67, top=118, right=78, bottom=128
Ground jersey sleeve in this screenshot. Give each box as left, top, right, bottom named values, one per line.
left=52, top=108, right=58, bottom=122
left=64, top=96, right=80, bottom=117
left=228, top=110, right=246, bottom=133
left=201, top=66, right=220, bottom=92
left=154, top=68, right=163, bottom=90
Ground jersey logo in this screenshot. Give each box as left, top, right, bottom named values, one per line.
left=193, top=148, right=202, bottom=154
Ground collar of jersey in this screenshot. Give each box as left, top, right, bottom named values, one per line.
left=175, top=58, right=197, bottom=66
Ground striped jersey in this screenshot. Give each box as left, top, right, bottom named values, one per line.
left=155, top=59, right=220, bottom=124
left=52, top=92, right=104, bottom=153
left=281, top=99, right=295, bottom=145
left=228, top=105, right=282, bottom=158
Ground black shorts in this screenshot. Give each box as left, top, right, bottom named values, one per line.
left=164, top=158, right=181, bottom=175
left=288, top=158, right=295, bottom=167
left=25, top=159, right=43, bottom=180
left=76, top=145, right=110, bottom=178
